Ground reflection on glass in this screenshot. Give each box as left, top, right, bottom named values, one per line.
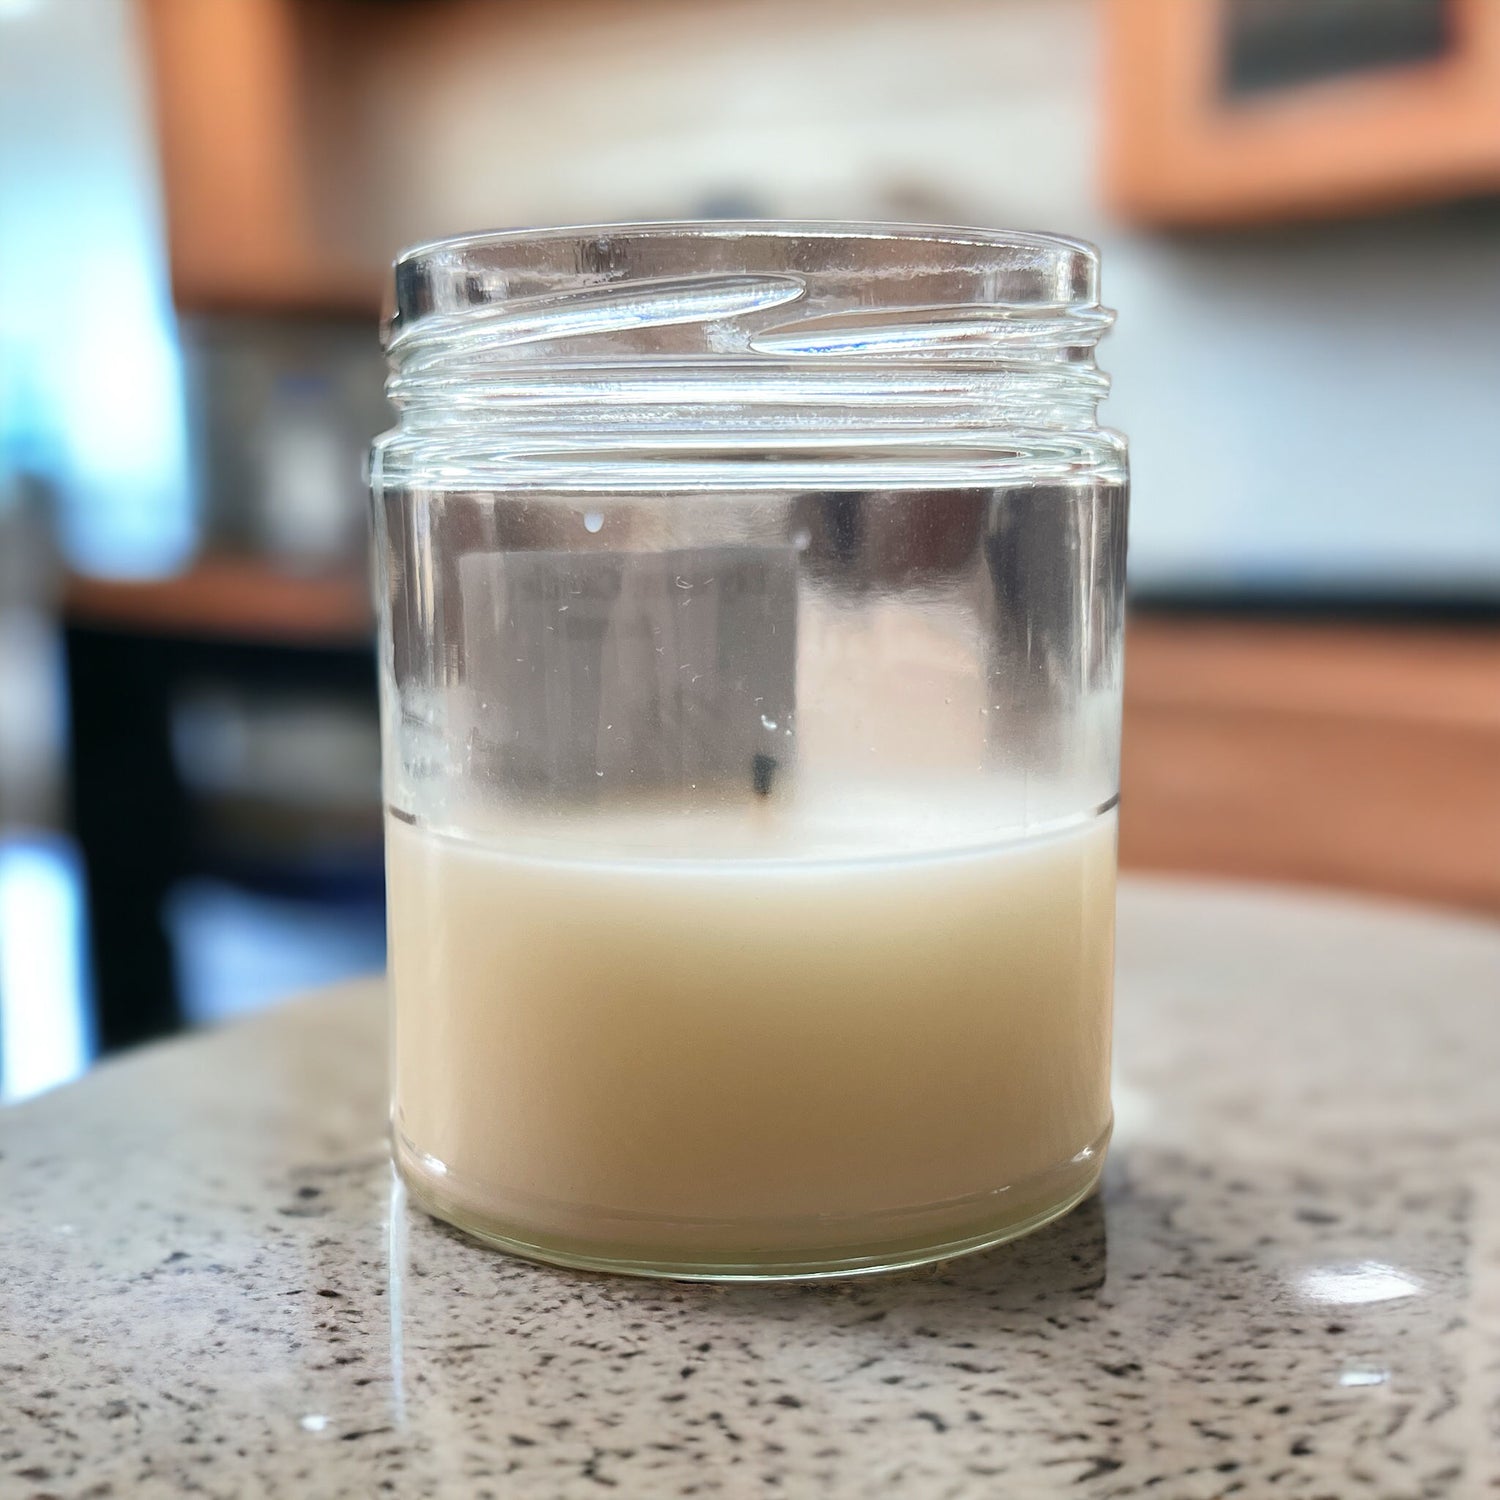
left=386, top=1168, right=409, bottom=1430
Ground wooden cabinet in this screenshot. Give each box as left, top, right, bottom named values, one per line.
left=1104, top=0, right=1500, bottom=226
left=137, top=0, right=383, bottom=313
left=1121, top=615, right=1500, bottom=916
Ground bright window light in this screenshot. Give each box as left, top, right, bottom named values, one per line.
left=0, top=837, right=92, bottom=1102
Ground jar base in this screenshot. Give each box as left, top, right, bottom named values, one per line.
left=395, top=1124, right=1109, bottom=1283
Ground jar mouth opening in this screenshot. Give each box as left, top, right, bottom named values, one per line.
left=394, top=218, right=1100, bottom=268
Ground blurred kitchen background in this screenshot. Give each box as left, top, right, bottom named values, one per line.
left=2, top=0, right=1497, bottom=1101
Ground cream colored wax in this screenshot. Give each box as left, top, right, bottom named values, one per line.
left=388, top=804, right=1116, bottom=1273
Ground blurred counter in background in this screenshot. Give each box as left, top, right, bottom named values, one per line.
left=61, top=558, right=380, bottom=1055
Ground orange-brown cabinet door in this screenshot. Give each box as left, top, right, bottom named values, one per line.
left=137, top=0, right=382, bottom=312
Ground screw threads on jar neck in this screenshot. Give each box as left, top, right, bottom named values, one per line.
left=379, top=222, right=1116, bottom=462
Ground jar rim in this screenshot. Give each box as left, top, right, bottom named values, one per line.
left=394, top=219, right=1099, bottom=267
left=388, top=220, right=1104, bottom=352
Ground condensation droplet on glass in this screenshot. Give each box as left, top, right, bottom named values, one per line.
left=583, top=511, right=604, bottom=534
left=760, top=714, right=778, bottom=731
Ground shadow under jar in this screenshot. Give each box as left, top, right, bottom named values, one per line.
left=371, top=222, right=1128, bottom=1280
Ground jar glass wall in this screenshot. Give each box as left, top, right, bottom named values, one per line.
left=371, top=223, right=1127, bottom=1279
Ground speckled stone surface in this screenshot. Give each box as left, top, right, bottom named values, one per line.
left=2, top=877, right=1498, bottom=1499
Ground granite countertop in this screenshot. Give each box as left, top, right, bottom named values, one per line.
left=2, top=877, right=1498, bottom=1499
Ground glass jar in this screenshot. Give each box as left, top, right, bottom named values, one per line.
left=372, top=222, right=1126, bottom=1280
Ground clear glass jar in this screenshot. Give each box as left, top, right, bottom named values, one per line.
left=371, top=222, right=1126, bottom=1280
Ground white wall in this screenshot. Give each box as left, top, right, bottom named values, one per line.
left=355, top=0, right=1097, bottom=240
left=1105, top=216, right=1500, bottom=597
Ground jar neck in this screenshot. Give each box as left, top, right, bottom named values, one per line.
left=380, top=223, right=1116, bottom=452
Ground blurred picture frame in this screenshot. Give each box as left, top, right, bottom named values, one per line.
left=1103, top=0, right=1500, bottom=226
